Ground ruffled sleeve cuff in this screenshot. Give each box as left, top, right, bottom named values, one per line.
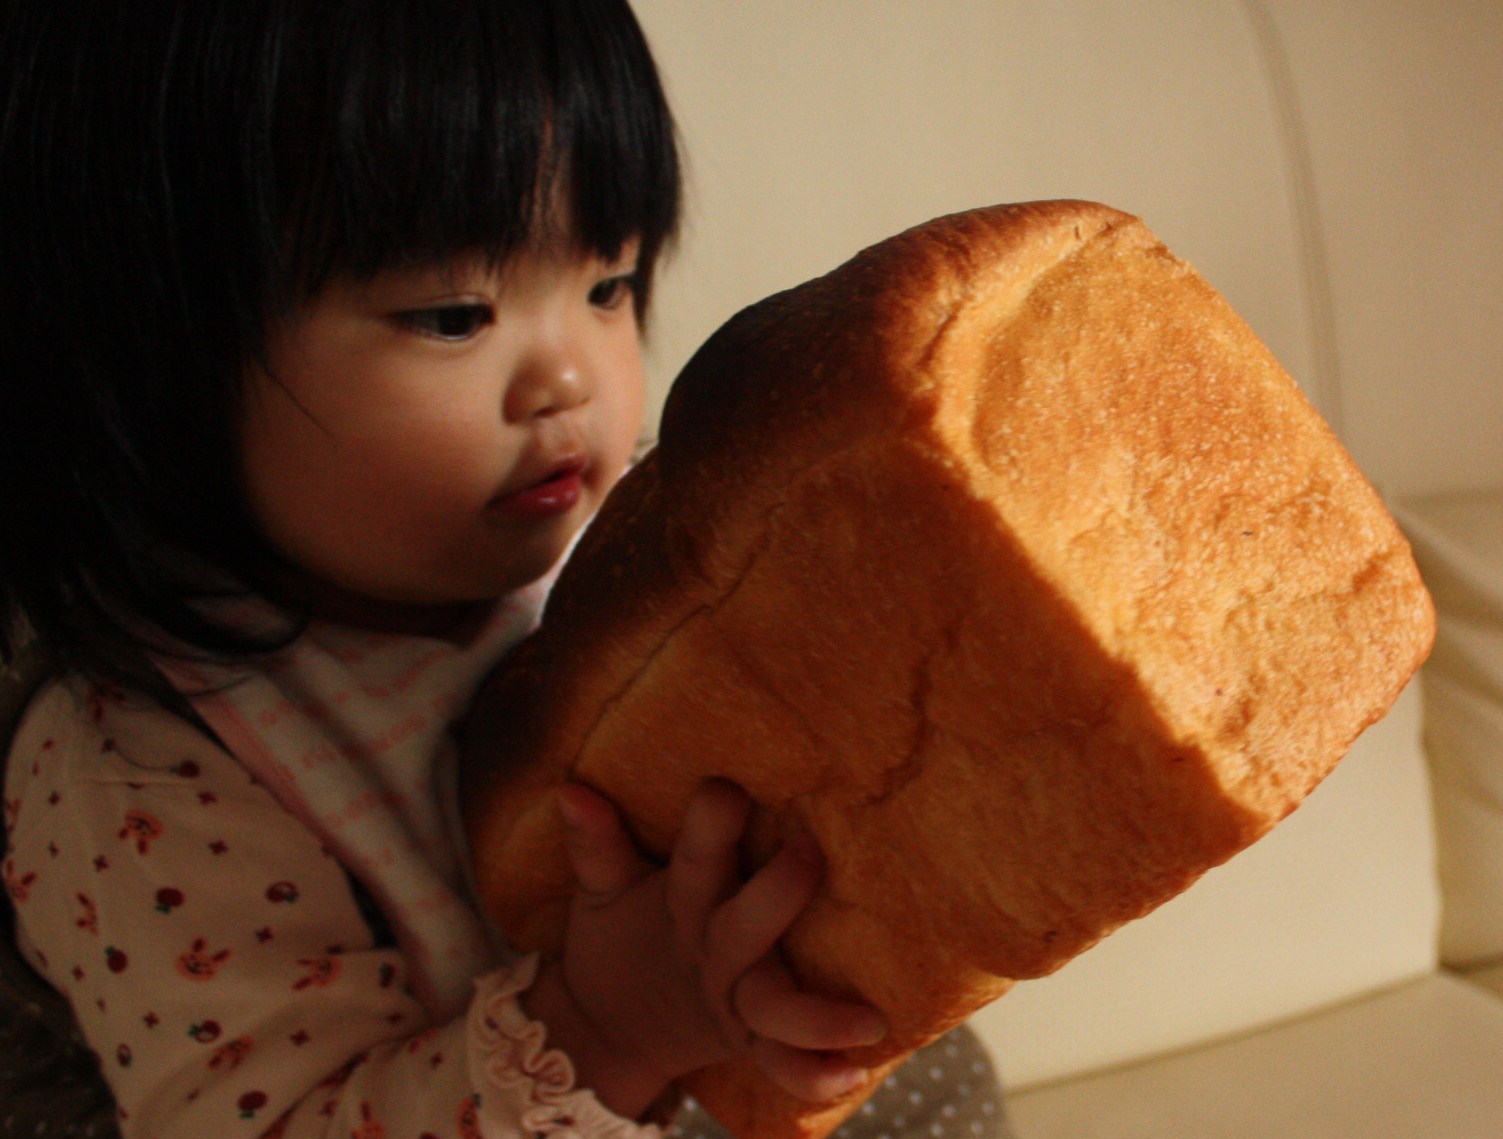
left=468, top=954, right=666, bottom=1139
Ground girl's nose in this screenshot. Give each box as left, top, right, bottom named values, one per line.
left=503, top=338, right=592, bottom=423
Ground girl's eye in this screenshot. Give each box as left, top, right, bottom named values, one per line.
left=397, top=302, right=494, bottom=342
left=588, top=273, right=638, bottom=311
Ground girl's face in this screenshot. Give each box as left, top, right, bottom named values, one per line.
left=239, top=239, right=646, bottom=627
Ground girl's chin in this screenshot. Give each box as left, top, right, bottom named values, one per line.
left=273, top=511, right=591, bottom=634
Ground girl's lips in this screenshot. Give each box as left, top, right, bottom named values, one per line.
left=491, top=457, right=587, bottom=518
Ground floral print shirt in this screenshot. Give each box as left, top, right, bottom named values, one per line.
left=3, top=595, right=658, bottom=1139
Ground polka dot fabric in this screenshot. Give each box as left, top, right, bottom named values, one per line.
left=669, top=1026, right=1014, bottom=1139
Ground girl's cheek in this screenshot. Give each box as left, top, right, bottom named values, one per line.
left=370, top=416, right=498, bottom=484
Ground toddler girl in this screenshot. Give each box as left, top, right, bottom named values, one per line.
left=0, top=2, right=1009, bottom=1137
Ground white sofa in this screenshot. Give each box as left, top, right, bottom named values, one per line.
left=631, top=3, right=1503, bottom=1135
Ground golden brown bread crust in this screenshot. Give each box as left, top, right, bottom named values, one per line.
left=459, top=201, right=1435, bottom=1138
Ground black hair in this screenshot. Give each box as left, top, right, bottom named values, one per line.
left=0, top=0, right=680, bottom=690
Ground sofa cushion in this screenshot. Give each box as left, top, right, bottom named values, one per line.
left=1397, top=489, right=1503, bottom=967
left=969, top=680, right=1436, bottom=1089
left=1005, top=974, right=1503, bottom=1139
left=1459, top=961, right=1503, bottom=1000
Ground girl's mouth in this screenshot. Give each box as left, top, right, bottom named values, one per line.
left=491, top=457, right=587, bottom=519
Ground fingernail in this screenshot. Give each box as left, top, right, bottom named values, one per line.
left=858, top=1011, right=889, bottom=1045
left=832, top=1068, right=871, bottom=1098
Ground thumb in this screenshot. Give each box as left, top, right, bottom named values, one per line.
left=558, top=782, right=652, bottom=899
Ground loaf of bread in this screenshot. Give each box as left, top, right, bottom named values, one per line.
left=460, top=201, right=1434, bottom=1139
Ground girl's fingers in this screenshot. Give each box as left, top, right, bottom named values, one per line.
left=558, top=782, right=651, bottom=899
left=733, top=957, right=888, bottom=1051
left=703, top=829, right=824, bottom=984
left=562, top=776, right=875, bottom=1078
left=748, top=1035, right=872, bottom=1105
left=667, top=779, right=753, bottom=935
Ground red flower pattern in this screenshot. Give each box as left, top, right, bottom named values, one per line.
left=291, top=956, right=342, bottom=992
left=176, top=937, right=232, bottom=981
left=117, top=810, right=165, bottom=854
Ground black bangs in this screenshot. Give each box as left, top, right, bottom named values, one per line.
left=272, top=0, right=680, bottom=306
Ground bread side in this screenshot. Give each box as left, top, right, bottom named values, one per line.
left=460, top=201, right=1434, bottom=1139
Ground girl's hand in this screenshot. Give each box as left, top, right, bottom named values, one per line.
left=520, top=778, right=887, bottom=1119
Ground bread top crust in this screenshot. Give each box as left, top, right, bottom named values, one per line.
left=652, top=202, right=1137, bottom=560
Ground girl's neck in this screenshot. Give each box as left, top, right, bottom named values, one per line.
left=275, top=573, right=494, bottom=644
